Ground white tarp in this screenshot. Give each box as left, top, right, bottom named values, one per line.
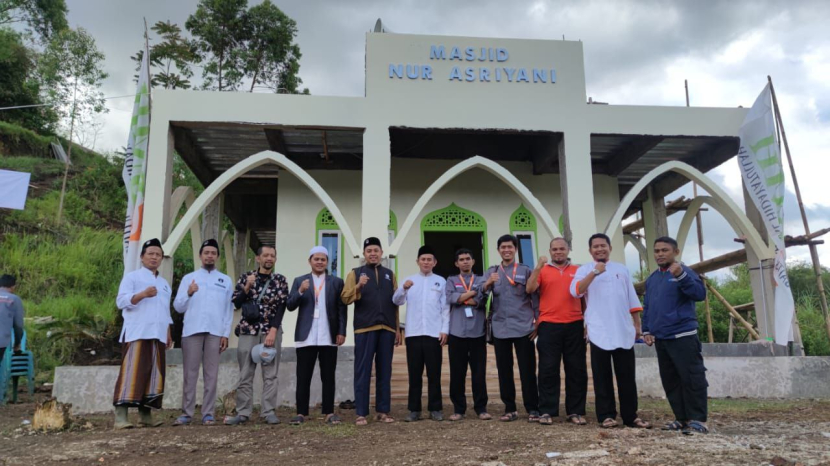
left=0, top=169, right=31, bottom=210
left=737, top=83, right=794, bottom=346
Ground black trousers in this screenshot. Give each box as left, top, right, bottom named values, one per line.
left=296, top=345, right=338, bottom=416
left=656, top=334, right=708, bottom=422
left=0, top=347, right=5, bottom=361
left=405, top=335, right=443, bottom=412
left=590, top=343, right=638, bottom=425
left=537, top=321, right=587, bottom=417
left=493, top=334, right=539, bottom=414
left=448, top=335, right=488, bottom=415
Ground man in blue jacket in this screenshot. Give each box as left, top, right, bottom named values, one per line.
left=643, top=236, right=709, bottom=434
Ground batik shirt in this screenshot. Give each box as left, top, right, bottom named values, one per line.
left=232, top=270, right=288, bottom=337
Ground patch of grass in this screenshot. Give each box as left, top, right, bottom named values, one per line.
left=296, top=421, right=357, bottom=437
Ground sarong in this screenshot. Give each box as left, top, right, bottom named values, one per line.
left=113, top=339, right=166, bottom=409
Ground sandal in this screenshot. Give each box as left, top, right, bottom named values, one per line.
left=626, top=418, right=652, bottom=429
left=339, top=400, right=355, bottom=410
left=355, top=416, right=368, bottom=426
left=202, top=415, right=216, bottom=426
left=567, top=414, right=587, bottom=425
left=375, top=413, right=395, bottom=423
left=528, top=411, right=541, bottom=423
left=478, top=412, right=492, bottom=421
left=449, top=413, right=464, bottom=421
left=172, top=415, right=191, bottom=426
left=684, top=420, right=709, bottom=434
left=661, top=420, right=686, bottom=431
left=325, top=414, right=342, bottom=425
left=289, top=415, right=305, bottom=425
left=499, top=412, right=518, bottom=422
left=601, top=418, right=618, bottom=428
left=539, top=414, right=553, bottom=425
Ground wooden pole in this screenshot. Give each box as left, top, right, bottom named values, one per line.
left=768, top=76, right=830, bottom=342
left=686, top=79, right=714, bottom=342
left=705, top=279, right=761, bottom=340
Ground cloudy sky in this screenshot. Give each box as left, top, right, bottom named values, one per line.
left=63, top=0, right=830, bottom=276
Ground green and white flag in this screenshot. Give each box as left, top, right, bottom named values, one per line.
left=737, top=83, right=794, bottom=346
left=122, top=47, right=151, bottom=275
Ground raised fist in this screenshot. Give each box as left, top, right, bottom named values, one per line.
left=357, top=274, right=370, bottom=289
left=487, top=272, right=500, bottom=284
left=299, top=279, right=311, bottom=294
left=594, top=262, right=606, bottom=274
left=537, top=256, right=548, bottom=269
left=403, top=280, right=414, bottom=290
left=245, top=273, right=256, bottom=288
left=144, top=286, right=158, bottom=298
left=668, top=262, right=683, bottom=278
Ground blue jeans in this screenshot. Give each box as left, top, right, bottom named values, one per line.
left=354, top=329, right=395, bottom=417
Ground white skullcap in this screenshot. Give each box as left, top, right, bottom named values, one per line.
left=309, top=245, right=329, bottom=257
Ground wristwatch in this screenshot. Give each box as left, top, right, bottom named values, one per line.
left=592, top=268, right=601, bottom=275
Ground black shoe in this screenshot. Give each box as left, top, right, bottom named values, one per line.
left=430, top=411, right=444, bottom=421
left=405, top=411, right=421, bottom=422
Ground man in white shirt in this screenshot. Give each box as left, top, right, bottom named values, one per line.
left=286, top=246, right=347, bottom=426
left=113, top=238, right=174, bottom=429
left=172, top=239, right=233, bottom=426
left=570, top=233, right=651, bottom=429
left=393, top=245, right=450, bottom=422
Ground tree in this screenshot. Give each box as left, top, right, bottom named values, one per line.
left=0, top=0, right=68, bottom=42
left=185, top=0, right=248, bottom=91
left=131, top=20, right=200, bottom=90
left=39, top=27, right=108, bottom=224
left=242, top=0, right=304, bottom=93
left=0, top=27, right=57, bottom=132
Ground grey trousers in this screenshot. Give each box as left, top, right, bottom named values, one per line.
left=236, top=331, right=282, bottom=417
left=181, top=333, right=222, bottom=418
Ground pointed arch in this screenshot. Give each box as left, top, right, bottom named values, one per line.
left=168, top=186, right=202, bottom=265
left=674, top=195, right=769, bottom=261
left=603, top=161, right=771, bottom=260
left=162, top=151, right=360, bottom=258
left=388, top=156, right=559, bottom=256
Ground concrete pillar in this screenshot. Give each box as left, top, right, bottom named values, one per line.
left=228, top=228, right=249, bottom=349
left=742, top=183, right=776, bottom=342
left=559, top=131, right=597, bottom=263
left=642, top=186, right=668, bottom=273
left=201, top=194, right=223, bottom=245
left=742, top=183, right=803, bottom=350
left=143, top=124, right=175, bottom=283
left=360, top=126, right=389, bottom=252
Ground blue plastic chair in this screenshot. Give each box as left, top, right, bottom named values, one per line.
left=1, top=331, right=34, bottom=404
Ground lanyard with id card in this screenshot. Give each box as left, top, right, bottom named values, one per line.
left=458, top=274, right=475, bottom=318
left=313, top=278, right=325, bottom=318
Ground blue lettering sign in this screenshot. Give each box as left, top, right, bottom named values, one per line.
left=430, top=45, right=446, bottom=60
left=480, top=68, right=490, bottom=81
left=406, top=64, right=419, bottom=79
left=449, top=67, right=462, bottom=81
left=504, top=67, right=516, bottom=82
left=532, top=69, right=547, bottom=83
left=496, top=48, right=509, bottom=62
left=516, top=68, right=529, bottom=82
left=465, top=67, right=475, bottom=81
left=450, top=47, right=462, bottom=60
left=465, top=47, right=475, bottom=61
left=422, top=65, right=433, bottom=80
left=389, top=64, right=403, bottom=79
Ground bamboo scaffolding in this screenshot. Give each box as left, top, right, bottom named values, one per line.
left=705, top=279, right=761, bottom=340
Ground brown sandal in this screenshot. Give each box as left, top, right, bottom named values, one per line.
left=375, top=413, right=395, bottom=423
left=355, top=416, right=368, bottom=426
left=601, top=418, right=618, bottom=428
left=627, top=418, right=652, bottom=429
left=449, top=413, right=464, bottom=421
left=567, top=414, right=587, bottom=425
left=478, top=412, right=492, bottom=420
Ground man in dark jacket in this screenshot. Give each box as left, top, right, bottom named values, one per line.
left=341, top=237, right=400, bottom=426
left=286, top=246, right=347, bottom=425
left=643, top=236, right=709, bottom=434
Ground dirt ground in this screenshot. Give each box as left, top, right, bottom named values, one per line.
left=1, top=395, right=829, bottom=465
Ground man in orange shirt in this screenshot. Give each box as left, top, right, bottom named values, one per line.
left=526, top=237, right=587, bottom=426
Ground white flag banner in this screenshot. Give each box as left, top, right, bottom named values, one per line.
left=0, top=169, right=31, bottom=210
left=122, top=49, right=151, bottom=275
left=737, top=83, right=794, bottom=346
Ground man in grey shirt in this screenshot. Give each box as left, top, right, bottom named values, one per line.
left=484, top=235, right=540, bottom=422
left=445, top=248, right=491, bottom=421
left=0, top=274, right=24, bottom=360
